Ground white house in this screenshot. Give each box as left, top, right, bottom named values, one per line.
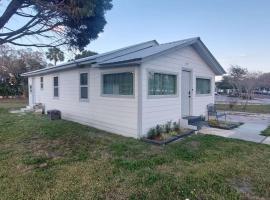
left=22, top=37, right=226, bottom=138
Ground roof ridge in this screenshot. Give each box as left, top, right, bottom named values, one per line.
left=71, top=40, right=159, bottom=63
left=160, top=37, right=200, bottom=46
left=98, top=45, right=156, bottom=63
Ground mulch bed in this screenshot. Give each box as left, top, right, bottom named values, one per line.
left=142, top=129, right=195, bottom=145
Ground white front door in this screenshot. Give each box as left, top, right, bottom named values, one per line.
left=181, top=70, right=191, bottom=117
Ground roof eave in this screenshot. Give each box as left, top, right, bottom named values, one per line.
left=193, top=39, right=226, bottom=75
left=21, top=59, right=95, bottom=77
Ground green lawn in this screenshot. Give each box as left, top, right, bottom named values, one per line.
left=1, top=101, right=270, bottom=199
left=216, top=104, right=270, bottom=114
left=261, top=126, right=270, bottom=136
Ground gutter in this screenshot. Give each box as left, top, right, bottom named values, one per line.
left=21, top=59, right=94, bottom=77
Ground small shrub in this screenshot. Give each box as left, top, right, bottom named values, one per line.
left=173, top=121, right=180, bottom=132
left=155, top=125, right=163, bottom=136
left=165, top=121, right=172, bottom=133
left=208, top=120, right=219, bottom=127
left=147, top=128, right=157, bottom=139
left=169, top=131, right=178, bottom=136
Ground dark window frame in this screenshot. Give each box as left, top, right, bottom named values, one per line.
left=102, top=72, right=134, bottom=96
left=79, top=72, right=89, bottom=100
left=53, top=76, right=59, bottom=98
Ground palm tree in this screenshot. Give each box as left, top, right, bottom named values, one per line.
left=46, top=47, right=64, bottom=66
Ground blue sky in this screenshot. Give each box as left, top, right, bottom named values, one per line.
left=1, top=0, right=270, bottom=73
left=86, top=0, right=270, bottom=73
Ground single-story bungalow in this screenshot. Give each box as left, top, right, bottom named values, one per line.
left=22, top=37, right=226, bottom=138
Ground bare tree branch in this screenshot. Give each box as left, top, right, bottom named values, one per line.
left=0, top=0, right=23, bottom=29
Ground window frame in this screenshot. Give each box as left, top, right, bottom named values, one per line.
left=147, top=69, right=179, bottom=99
left=101, top=70, right=135, bottom=98
left=79, top=71, right=89, bottom=102
left=53, top=76, right=59, bottom=99
left=40, top=77, right=44, bottom=90
left=195, top=76, right=212, bottom=96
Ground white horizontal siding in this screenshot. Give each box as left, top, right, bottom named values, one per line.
left=30, top=66, right=138, bottom=138
left=141, top=46, right=215, bottom=136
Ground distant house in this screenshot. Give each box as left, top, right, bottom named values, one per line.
left=22, top=37, right=226, bottom=138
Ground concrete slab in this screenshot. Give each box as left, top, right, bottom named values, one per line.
left=229, top=123, right=267, bottom=143
left=200, top=112, right=270, bottom=144
left=199, top=127, right=234, bottom=138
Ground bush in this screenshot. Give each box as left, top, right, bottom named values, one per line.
left=172, top=122, right=180, bottom=132
left=165, top=121, right=172, bottom=133
left=147, top=121, right=181, bottom=139
left=147, top=128, right=157, bottom=139
left=155, top=125, right=163, bottom=136
left=208, top=120, right=219, bottom=127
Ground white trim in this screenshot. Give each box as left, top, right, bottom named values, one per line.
left=137, top=66, right=142, bottom=138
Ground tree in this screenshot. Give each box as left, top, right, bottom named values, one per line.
left=216, top=76, right=233, bottom=90
left=228, top=65, right=248, bottom=96
left=0, top=45, right=46, bottom=97
left=259, top=73, right=270, bottom=89
left=241, top=72, right=260, bottom=110
left=0, top=0, right=113, bottom=50
left=46, top=47, right=64, bottom=66
left=75, top=50, right=98, bottom=60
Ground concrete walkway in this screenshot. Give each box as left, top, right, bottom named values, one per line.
left=199, top=112, right=270, bottom=144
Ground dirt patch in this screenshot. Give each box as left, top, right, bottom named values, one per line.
left=231, top=178, right=253, bottom=194
left=22, top=135, right=66, bottom=160
left=16, top=164, right=35, bottom=173
left=230, top=178, right=266, bottom=200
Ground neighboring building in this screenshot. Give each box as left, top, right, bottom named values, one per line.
left=22, top=37, right=226, bottom=138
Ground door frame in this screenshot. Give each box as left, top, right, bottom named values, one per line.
left=181, top=67, right=193, bottom=117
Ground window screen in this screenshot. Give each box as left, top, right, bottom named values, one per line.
left=148, top=72, right=177, bottom=95
left=196, top=78, right=211, bottom=94
left=103, top=72, right=133, bottom=95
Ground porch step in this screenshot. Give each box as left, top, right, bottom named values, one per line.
left=183, top=116, right=205, bottom=130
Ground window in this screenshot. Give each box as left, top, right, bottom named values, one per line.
left=53, top=76, right=59, bottom=97
left=80, top=73, right=88, bottom=99
left=148, top=72, right=177, bottom=95
left=40, top=77, right=44, bottom=89
left=103, top=72, right=134, bottom=95
left=196, top=78, right=211, bottom=94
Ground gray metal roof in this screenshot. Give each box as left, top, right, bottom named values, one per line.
left=22, top=37, right=226, bottom=76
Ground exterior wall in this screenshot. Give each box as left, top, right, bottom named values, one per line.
left=140, top=46, right=215, bottom=136
left=29, top=66, right=139, bottom=138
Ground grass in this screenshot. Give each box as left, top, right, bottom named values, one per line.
left=216, top=104, right=270, bottom=114
left=0, top=98, right=27, bottom=110
left=1, top=101, right=270, bottom=199
left=261, top=126, right=270, bottom=136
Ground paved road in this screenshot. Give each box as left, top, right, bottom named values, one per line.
left=200, top=112, right=270, bottom=144
left=215, top=95, right=270, bottom=105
